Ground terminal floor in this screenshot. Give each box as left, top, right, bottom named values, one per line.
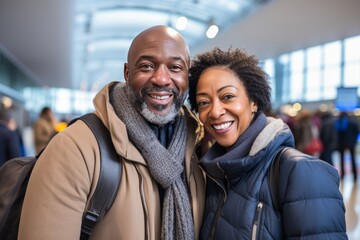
left=333, top=150, right=360, bottom=240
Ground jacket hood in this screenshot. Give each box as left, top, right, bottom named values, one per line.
left=250, top=116, right=295, bottom=156
left=93, top=82, right=137, bottom=160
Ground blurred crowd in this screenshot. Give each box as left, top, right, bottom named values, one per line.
left=276, top=109, right=360, bottom=181
left=0, top=106, right=70, bottom=167
left=1, top=104, right=360, bottom=183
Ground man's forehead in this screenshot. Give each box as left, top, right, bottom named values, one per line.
left=137, top=26, right=179, bottom=40
left=133, top=32, right=182, bottom=50
left=129, top=38, right=189, bottom=64
left=128, top=26, right=189, bottom=60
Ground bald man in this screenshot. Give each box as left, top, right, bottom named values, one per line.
left=19, top=25, right=205, bottom=240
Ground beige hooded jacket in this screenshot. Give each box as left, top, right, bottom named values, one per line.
left=19, top=82, right=205, bottom=240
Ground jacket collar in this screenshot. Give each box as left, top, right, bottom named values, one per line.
left=201, top=115, right=295, bottom=180
left=92, top=82, right=204, bottom=167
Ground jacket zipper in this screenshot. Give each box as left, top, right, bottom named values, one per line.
left=202, top=163, right=229, bottom=240
left=135, top=164, right=149, bottom=240
left=251, top=202, right=264, bottom=240
left=186, top=143, right=200, bottom=212
left=186, top=141, right=201, bottom=199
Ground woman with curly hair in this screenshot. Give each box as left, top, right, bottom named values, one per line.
left=188, top=47, right=347, bottom=239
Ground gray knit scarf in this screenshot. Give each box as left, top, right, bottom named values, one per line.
left=111, top=84, right=195, bottom=240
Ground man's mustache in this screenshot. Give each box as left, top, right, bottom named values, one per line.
left=143, top=87, right=178, bottom=96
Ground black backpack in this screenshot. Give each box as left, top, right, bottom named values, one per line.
left=266, top=147, right=290, bottom=212
left=0, top=113, right=122, bottom=240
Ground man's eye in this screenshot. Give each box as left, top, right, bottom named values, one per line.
left=139, top=64, right=153, bottom=70
left=170, top=65, right=183, bottom=72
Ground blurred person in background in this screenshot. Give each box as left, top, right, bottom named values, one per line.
left=293, top=110, right=323, bottom=157
left=336, top=111, right=360, bottom=181
left=0, top=108, right=21, bottom=166
left=319, top=111, right=338, bottom=165
left=33, top=106, right=57, bottom=154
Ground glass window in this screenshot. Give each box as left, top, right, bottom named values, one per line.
left=323, top=41, right=341, bottom=99
left=279, top=54, right=290, bottom=103
left=23, top=87, right=50, bottom=112
left=54, top=88, right=72, bottom=114
left=263, top=59, right=274, bottom=78
left=290, top=72, right=304, bottom=101
left=323, top=41, right=341, bottom=66
left=306, top=69, right=321, bottom=101
left=279, top=54, right=289, bottom=65
left=270, top=36, right=360, bottom=106
left=263, top=59, right=275, bottom=101
left=305, top=46, right=322, bottom=101
left=344, top=35, right=360, bottom=88
left=289, top=51, right=304, bottom=101
left=306, top=46, right=322, bottom=69
left=344, top=63, right=360, bottom=87
left=344, top=35, right=360, bottom=62
left=74, top=90, right=95, bottom=114
left=323, top=67, right=341, bottom=99
left=290, top=50, right=304, bottom=72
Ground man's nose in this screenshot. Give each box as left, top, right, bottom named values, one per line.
left=151, top=65, right=171, bottom=86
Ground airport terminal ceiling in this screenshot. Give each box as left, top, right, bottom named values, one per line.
left=0, top=0, right=271, bottom=91
left=73, top=0, right=271, bottom=91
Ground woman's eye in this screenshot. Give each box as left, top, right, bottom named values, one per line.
left=223, top=94, right=235, bottom=101
left=197, top=101, right=208, bottom=107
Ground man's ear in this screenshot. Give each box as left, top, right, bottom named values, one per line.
left=124, top=63, right=129, bottom=84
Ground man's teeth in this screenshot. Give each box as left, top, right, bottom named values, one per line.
left=213, top=122, right=232, bottom=130
left=150, top=95, right=170, bottom=100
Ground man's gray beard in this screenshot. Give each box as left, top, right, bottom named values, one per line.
left=125, top=85, right=186, bottom=126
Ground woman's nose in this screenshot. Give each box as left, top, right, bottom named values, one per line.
left=209, top=101, right=226, bottom=119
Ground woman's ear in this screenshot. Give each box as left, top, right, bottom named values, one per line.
left=251, top=102, right=258, bottom=114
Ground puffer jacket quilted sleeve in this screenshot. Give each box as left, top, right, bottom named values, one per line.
left=279, top=149, right=347, bottom=240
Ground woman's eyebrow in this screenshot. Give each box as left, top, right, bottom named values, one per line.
left=196, top=85, right=238, bottom=97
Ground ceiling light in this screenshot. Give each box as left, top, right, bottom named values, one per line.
left=206, top=19, right=219, bottom=39
left=87, top=44, right=95, bottom=53
left=292, top=103, right=302, bottom=112
left=176, top=16, right=188, bottom=30
left=1, top=96, right=13, bottom=108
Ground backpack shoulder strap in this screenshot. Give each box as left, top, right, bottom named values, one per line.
left=267, top=147, right=290, bottom=212
left=70, top=113, right=122, bottom=240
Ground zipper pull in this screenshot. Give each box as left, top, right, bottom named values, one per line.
left=252, top=202, right=264, bottom=240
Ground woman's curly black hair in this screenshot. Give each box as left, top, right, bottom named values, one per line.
left=188, top=47, right=271, bottom=115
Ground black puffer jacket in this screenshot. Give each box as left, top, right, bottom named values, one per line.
left=200, top=116, right=347, bottom=240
